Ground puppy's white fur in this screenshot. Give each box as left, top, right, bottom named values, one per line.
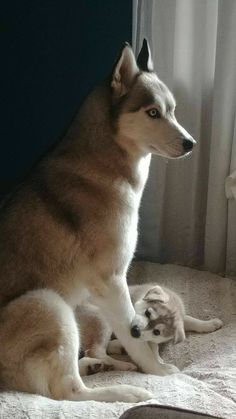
left=77, top=284, right=223, bottom=376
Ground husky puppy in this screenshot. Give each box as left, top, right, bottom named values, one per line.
left=77, top=284, right=223, bottom=375
left=0, top=39, right=196, bottom=401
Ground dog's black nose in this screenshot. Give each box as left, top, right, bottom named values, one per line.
left=183, top=139, right=193, bottom=151
left=131, top=325, right=141, bottom=338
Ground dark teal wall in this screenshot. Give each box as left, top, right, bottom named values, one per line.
left=1, top=0, right=132, bottom=197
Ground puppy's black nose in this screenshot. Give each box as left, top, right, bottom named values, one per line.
left=183, top=139, right=193, bottom=151
left=131, top=325, right=141, bottom=338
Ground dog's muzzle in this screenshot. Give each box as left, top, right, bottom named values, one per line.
left=130, top=325, right=141, bottom=338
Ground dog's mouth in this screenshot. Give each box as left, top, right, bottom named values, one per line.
left=149, top=144, right=193, bottom=159
left=149, top=144, right=189, bottom=159
left=149, top=144, right=170, bottom=157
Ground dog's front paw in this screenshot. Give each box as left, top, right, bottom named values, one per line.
left=110, top=385, right=152, bottom=402
left=159, top=363, right=180, bottom=376
left=210, top=318, right=223, bottom=331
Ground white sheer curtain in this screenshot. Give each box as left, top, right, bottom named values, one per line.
left=133, top=0, right=236, bottom=277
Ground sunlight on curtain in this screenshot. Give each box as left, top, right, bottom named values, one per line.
left=133, top=0, right=236, bottom=277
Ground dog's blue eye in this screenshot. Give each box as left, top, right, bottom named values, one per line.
left=146, top=108, right=161, bottom=118
left=153, top=329, right=160, bottom=336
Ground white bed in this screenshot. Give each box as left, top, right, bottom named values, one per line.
left=0, top=262, right=235, bottom=419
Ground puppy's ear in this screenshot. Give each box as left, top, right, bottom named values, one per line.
left=111, top=42, right=139, bottom=98
left=137, top=38, right=154, bottom=72
left=143, top=286, right=169, bottom=304
left=174, top=320, right=186, bottom=344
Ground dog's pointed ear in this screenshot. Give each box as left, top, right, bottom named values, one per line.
left=111, top=42, right=139, bottom=98
left=137, top=38, right=154, bottom=72
left=143, top=286, right=169, bottom=304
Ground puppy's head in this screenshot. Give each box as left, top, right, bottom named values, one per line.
left=132, top=285, right=185, bottom=344
left=111, top=39, right=196, bottom=158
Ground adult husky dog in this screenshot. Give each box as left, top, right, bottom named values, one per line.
left=0, top=39, right=195, bottom=402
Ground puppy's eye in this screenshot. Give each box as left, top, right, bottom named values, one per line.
left=145, top=308, right=151, bottom=318
left=153, top=329, right=160, bottom=336
left=146, top=108, right=161, bottom=119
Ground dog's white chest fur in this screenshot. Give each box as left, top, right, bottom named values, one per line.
left=66, top=155, right=151, bottom=303
left=110, top=154, right=151, bottom=273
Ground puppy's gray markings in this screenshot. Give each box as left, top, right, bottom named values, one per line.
left=77, top=283, right=223, bottom=375
left=0, top=39, right=197, bottom=401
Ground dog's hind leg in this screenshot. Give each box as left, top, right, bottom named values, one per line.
left=91, top=276, right=178, bottom=376
left=0, top=289, right=151, bottom=402
left=184, top=315, right=223, bottom=333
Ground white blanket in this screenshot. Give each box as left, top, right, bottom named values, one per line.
left=0, top=262, right=235, bottom=418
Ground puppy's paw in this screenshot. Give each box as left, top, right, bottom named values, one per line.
left=209, top=318, right=223, bottom=331
left=159, top=363, right=180, bottom=376
left=88, top=362, right=114, bottom=375
left=121, top=361, right=138, bottom=372
left=79, top=358, right=115, bottom=376
left=110, top=359, right=138, bottom=372
left=108, top=385, right=152, bottom=402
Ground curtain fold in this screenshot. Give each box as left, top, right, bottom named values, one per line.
left=133, top=0, right=236, bottom=277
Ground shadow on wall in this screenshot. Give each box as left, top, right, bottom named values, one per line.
left=0, top=0, right=132, bottom=198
